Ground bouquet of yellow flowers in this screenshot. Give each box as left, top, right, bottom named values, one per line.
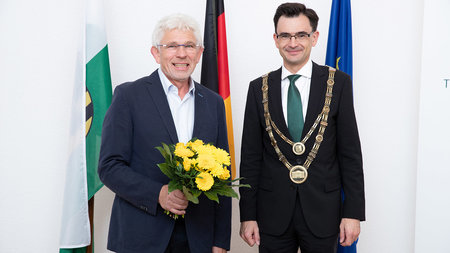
left=156, top=139, right=248, bottom=218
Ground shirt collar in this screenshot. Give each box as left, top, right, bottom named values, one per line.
left=281, top=59, right=313, bottom=81
left=158, top=68, right=195, bottom=96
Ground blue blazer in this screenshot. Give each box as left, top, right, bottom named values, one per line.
left=98, top=70, right=231, bottom=253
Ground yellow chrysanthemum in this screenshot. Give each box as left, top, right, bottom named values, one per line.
left=218, top=168, right=231, bottom=180
left=187, top=139, right=204, bottom=152
left=196, top=144, right=215, bottom=156
left=196, top=172, right=214, bottom=191
left=197, top=153, right=216, bottom=170
left=182, top=158, right=193, bottom=171
left=209, top=163, right=225, bottom=177
left=174, top=143, right=194, bottom=158
left=212, top=148, right=231, bottom=166
left=189, top=158, right=202, bottom=172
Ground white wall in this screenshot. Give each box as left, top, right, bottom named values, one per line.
left=352, top=1, right=424, bottom=252
left=1, top=0, right=447, bottom=252
left=415, top=0, right=450, bottom=252
left=0, top=0, right=85, bottom=252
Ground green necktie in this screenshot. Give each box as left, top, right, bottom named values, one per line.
left=287, top=74, right=304, bottom=142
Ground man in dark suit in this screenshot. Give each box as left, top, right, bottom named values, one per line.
left=239, top=3, right=365, bottom=253
left=98, top=13, right=230, bottom=253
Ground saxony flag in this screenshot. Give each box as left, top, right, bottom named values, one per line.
left=60, top=0, right=112, bottom=252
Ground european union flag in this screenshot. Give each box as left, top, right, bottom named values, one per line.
left=325, top=0, right=357, bottom=252
left=325, top=0, right=353, bottom=78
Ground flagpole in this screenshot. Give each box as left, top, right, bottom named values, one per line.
left=86, top=197, right=94, bottom=253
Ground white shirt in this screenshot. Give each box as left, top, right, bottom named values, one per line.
left=281, top=59, right=313, bottom=126
left=158, top=68, right=195, bottom=144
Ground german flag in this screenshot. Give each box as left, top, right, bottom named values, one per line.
left=201, top=0, right=236, bottom=179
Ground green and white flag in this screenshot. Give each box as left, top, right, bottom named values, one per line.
left=60, top=0, right=112, bottom=251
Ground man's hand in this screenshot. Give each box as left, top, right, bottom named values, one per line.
left=240, top=220, right=260, bottom=247
left=339, top=218, right=360, bottom=247
left=158, top=185, right=188, bottom=215
left=212, top=246, right=226, bottom=253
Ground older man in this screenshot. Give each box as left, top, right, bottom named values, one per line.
left=98, top=14, right=231, bottom=253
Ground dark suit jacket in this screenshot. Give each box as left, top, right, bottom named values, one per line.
left=239, top=63, right=365, bottom=238
left=98, top=70, right=231, bottom=253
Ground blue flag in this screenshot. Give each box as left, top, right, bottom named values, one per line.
left=325, top=0, right=353, bottom=78
left=325, top=0, right=357, bottom=252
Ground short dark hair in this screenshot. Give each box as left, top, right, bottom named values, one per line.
left=273, top=3, right=319, bottom=33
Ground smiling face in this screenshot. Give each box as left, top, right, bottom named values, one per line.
left=274, top=14, right=319, bottom=73
left=151, top=29, right=203, bottom=88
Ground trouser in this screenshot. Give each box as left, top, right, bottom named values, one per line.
left=164, top=219, right=190, bottom=253
left=259, top=194, right=338, bottom=253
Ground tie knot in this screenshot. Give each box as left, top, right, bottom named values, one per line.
left=287, top=74, right=301, bottom=84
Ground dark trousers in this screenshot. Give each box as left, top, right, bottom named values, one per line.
left=259, top=194, right=338, bottom=253
left=165, top=219, right=191, bottom=253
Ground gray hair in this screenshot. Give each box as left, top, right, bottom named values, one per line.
left=152, top=13, right=203, bottom=47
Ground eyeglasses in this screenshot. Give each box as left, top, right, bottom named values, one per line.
left=157, top=43, right=200, bottom=53
left=276, top=32, right=314, bottom=42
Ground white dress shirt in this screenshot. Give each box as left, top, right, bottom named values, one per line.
left=158, top=68, right=195, bottom=144
left=281, top=59, right=313, bottom=126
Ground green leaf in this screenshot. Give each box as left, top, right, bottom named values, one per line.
left=204, top=191, right=219, bottom=203
left=168, top=180, right=181, bottom=192
left=157, top=163, right=175, bottom=179
left=162, top=143, right=172, bottom=162
left=230, top=177, right=246, bottom=183
left=155, top=146, right=165, bottom=156
left=155, top=143, right=174, bottom=161
left=191, top=188, right=202, bottom=198
left=226, top=177, right=251, bottom=189
left=214, top=186, right=239, bottom=199
left=231, top=183, right=251, bottom=188
left=183, top=186, right=199, bottom=204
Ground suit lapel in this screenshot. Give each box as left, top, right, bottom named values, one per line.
left=304, top=62, right=328, bottom=133
left=145, top=70, right=178, bottom=144
left=192, top=83, right=208, bottom=139
left=268, top=68, right=291, bottom=138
